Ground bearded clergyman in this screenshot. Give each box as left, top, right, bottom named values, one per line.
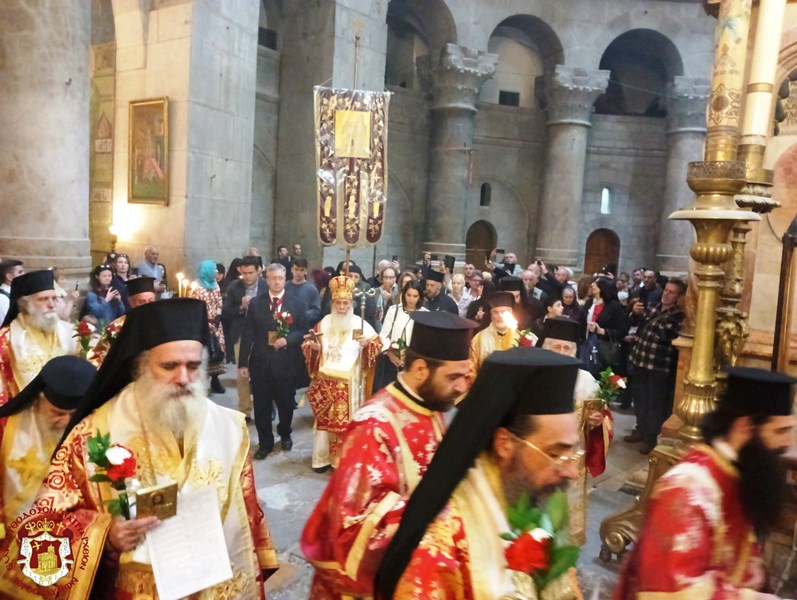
left=616, top=367, right=796, bottom=599
left=0, top=271, right=77, bottom=403
left=303, top=274, right=384, bottom=473
left=0, top=356, right=96, bottom=539
left=4, top=299, right=278, bottom=599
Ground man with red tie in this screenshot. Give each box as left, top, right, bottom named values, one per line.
left=239, top=263, right=308, bottom=459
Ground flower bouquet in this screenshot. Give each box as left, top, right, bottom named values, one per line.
left=388, top=336, right=407, bottom=361
left=500, top=491, right=580, bottom=600
left=274, top=310, right=294, bottom=339
left=517, top=329, right=537, bottom=348
left=595, top=367, right=626, bottom=409
left=86, top=431, right=137, bottom=519
left=73, top=320, right=96, bottom=359
left=104, top=318, right=124, bottom=344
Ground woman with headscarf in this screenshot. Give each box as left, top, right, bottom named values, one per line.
left=190, top=259, right=226, bottom=393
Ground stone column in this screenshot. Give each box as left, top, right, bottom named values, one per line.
left=535, top=66, right=609, bottom=268
left=0, top=1, right=92, bottom=272
left=655, top=77, right=710, bottom=273
left=417, top=44, right=497, bottom=260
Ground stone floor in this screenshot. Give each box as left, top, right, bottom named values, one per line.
left=211, top=369, right=651, bottom=599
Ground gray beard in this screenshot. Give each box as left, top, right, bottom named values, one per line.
left=135, top=368, right=208, bottom=438
left=26, top=309, right=59, bottom=333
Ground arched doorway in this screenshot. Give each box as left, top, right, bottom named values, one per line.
left=466, top=220, right=497, bottom=268
left=584, top=229, right=620, bottom=275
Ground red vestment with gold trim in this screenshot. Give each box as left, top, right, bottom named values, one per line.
left=615, top=444, right=767, bottom=599
left=301, top=382, right=446, bottom=599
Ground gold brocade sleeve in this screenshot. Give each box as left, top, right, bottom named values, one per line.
left=0, top=416, right=114, bottom=600
left=240, top=455, right=279, bottom=579
left=302, top=341, right=321, bottom=378
left=362, top=336, right=382, bottom=372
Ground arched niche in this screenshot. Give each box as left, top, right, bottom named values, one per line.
left=385, top=0, right=456, bottom=89
left=466, top=220, right=497, bottom=268
left=584, top=228, right=620, bottom=276
left=594, top=29, right=684, bottom=117
left=479, top=15, right=563, bottom=108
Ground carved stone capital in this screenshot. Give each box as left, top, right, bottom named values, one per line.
left=667, top=76, right=711, bottom=134
left=544, top=65, right=609, bottom=126
left=417, top=44, right=497, bottom=112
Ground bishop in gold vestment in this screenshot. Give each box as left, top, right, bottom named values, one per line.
left=2, top=300, right=278, bottom=599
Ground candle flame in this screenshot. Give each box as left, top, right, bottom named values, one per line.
left=504, top=313, right=518, bottom=330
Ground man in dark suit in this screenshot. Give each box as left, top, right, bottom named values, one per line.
left=238, top=263, right=308, bottom=459
left=222, top=255, right=268, bottom=419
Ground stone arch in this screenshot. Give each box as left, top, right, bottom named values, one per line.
left=466, top=220, right=497, bottom=267
left=479, top=15, right=564, bottom=108
left=251, top=144, right=275, bottom=255
left=385, top=0, right=456, bottom=89
left=584, top=228, right=620, bottom=276
left=594, top=29, right=684, bottom=117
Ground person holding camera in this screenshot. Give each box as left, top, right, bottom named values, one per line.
left=82, top=263, right=125, bottom=325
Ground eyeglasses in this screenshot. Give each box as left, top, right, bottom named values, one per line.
left=511, top=433, right=584, bottom=470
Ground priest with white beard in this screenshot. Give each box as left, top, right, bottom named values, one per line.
left=8, top=299, right=278, bottom=599
left=303, top=274, right=385, bottom=473
left=0, top=270, right=77, bottom=404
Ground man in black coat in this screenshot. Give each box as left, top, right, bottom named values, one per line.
left=424, top=270, right=458, bottom=314
left=238, top=263, right=308, bottom=459
left=221, top=256, right=268, bottom=419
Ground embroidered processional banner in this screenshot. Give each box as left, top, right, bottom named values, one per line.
left=313, top=87, right=391, bottom=247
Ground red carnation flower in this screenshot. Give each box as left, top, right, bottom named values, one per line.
left=518, top=336, right=534, bottom=348
left=504, top=532, right=550, bottom=573
left=76, top=321, right=96, bottom=336
left=285, top=314, right=294, bottom=325
left=106, top=455, right=136, bottom=482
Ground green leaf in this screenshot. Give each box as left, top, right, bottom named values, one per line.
left=499, top=532, right=516, bottom=541
left=544, top=545, right=580, bottom=585
left=105, top=499, right=122, bottom=517
left=545, top=491, right=569, bottom=533
left=507, top=506, right=527, bottom=532
left=539, top=514, right=554, bottom=535
left=89, top=474, right=111, bottom=483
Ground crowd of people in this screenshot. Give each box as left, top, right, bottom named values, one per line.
left=0, top=244, right=793, bottom=599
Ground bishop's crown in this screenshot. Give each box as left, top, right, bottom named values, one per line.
left=329, top=275, right=355, bottom=301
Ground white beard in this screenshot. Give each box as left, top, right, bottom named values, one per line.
left=329, top=309, right=354, bottom=334
left=25, top=308, right=59, bottom=333
left=135, top=367, right=208, bottom=438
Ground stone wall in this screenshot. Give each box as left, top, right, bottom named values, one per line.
left=89, top=42, right=116, bottom=266
left=251, top=46, right=280, bottom=260
left=582, top=114, right=668, bottom=274
left=111, top=0, right=259, bottom=284
left=469, top=103, right=547, bottom=265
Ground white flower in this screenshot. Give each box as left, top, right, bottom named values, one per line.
left=105, top=445, right=133, bottom=465
left=617, top=379, right=626, bottom=389
left=530, top=528, right=552, bottom=542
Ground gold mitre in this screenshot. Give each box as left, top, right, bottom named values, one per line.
left=329, top=275, right=356, bottom=301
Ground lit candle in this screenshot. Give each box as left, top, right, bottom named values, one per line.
left=176, top=273, right=184, bottom=298
left=741, top=0, right=787, bottom=140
